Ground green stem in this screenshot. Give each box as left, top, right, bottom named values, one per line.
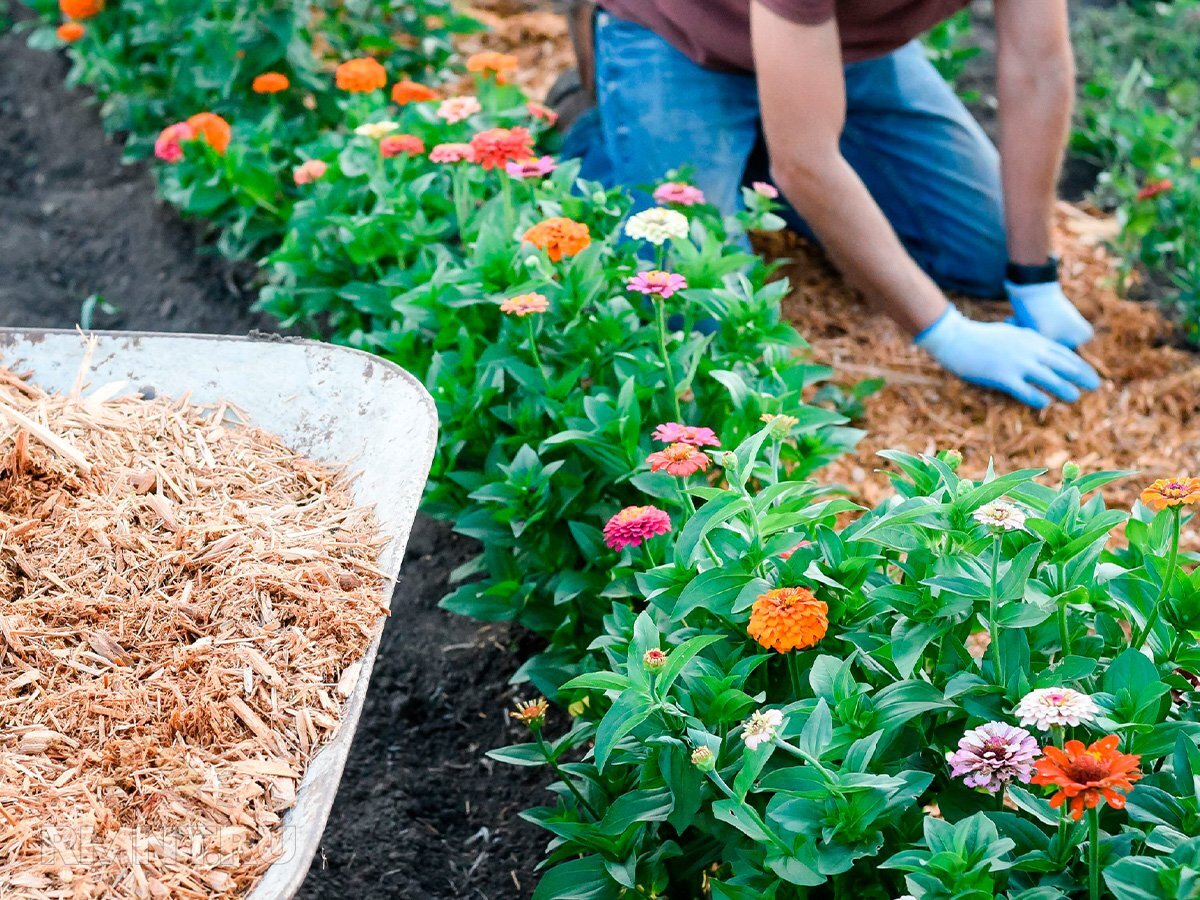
left=525, top=317, right=549, bottom=387
left=1058, top=595, right=1072, bottom=658
left=655, top=242, right=667, bottom=272
left=655, top=300, right=683, bottom=421
left=451, top=167, right=470, bottom=240
left=769, top=440, right=782, bottom=488
left=706, top=771, right=793, bottom=856
left=499, top=169, right=515, bottom=238
left=774, top=738, right=837, bottom=785
left=1088, top=806, right=1101, bottom=900
left=533, top=725, right=600, bottom=820
left=644, top=541, right=658, bottom=569
left=1131, top=506, right=1181, bottom=652
left=988, top=534, right=1005, bottom=690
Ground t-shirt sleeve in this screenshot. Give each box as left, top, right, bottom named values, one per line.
left=755, top=0, right=835, bottom=25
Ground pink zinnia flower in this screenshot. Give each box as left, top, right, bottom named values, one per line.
left=380, top=134, right=425, bottom=158
left=527, top=100, right=559, bottom=125
left=752, top=181, right=779, bottom=199
left=154, top=122, right=195, bottom=163
left=499, top=292, right=549, bottom=316
left=293, top=159, right=328, bottom=185
left=1136, top=178, right=1173, bottom=201
left=647, top=443, right=711, bottom=477
left=429, top=142, right=475, bottom=164
left=627, top=270, right=688, bottom=299
left=603, top=505, right=672, bottom=551
left=652, top=423, right=719, bottom=447
left=505, top=155, right=557, bottom=179
left=779, top=541, right=812, bottom=561
left=653, top=182, right=706, bottom=207
left=437, top=96, right=482, bottom=124
left=947, top=722, right=1039, bottom=793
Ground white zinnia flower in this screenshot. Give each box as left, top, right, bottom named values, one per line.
left=1015, top=687, right=1099, bottom=731
left=740, top=708, right=784, bottom=750
left=355, top=120, right=399, bottom=140
left=624, top=207, right=690, bottom=246
left=973, top=499, right=1027, bottom=532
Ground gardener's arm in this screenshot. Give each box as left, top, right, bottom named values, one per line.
left=749, top=4, right=947, bottom=336
left=994, top=0, right=1094, bottom=347
left=750, top=1, right=1099, bottom=408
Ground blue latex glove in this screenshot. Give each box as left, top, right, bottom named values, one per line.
left=916, top=306, right=1101, bottom=409
left=1006, top=279, right=1094, bottom=348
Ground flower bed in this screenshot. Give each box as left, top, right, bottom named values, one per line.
left=12, top=2, right=1200, bottom=897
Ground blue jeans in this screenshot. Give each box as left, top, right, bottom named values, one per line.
left=563, top=10, right=1007, bottom=298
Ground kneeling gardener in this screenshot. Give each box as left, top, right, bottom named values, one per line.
left=566, top=0, right=1100, bottom=409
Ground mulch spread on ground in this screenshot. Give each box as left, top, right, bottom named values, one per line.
left=0, top=355, right=388, bottom=898
left=772, top=204, right=1200, bottom=513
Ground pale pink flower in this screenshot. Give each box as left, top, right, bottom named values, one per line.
left=647, top=443, right=711, bottom=477
left=505, top=155, right=557, bottom=179
left=154, top=122, right=195, bottom=163
left=752, top=181, right=779, bottom=199
left=741, top=709, right=784, bottom=750
left=429, top=142, right=475, bottom=164
left=947, top=722, right=1039, bottom=793
left=499, top=292, right=549, bottom=316
left=437, top=96, right=482, bottom=124
left=652, top=423, right=719, bottom=447
left=603, top=505, right=672, bottom=551
left=293, top=159, right=328, bottom=185
left=627, top=270, right=687, bottom=299
left=653, top=181, right=706, bottom=207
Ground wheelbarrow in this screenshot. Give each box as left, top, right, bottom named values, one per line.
left=0, top=327, right=438, bottom=899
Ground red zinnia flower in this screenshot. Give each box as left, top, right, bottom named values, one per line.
left=647, top=443, right=711, bottom=478
left=1031, top=735, right=1143, bottom=820
left=469, top=127, right=535, bottom=171
left=380, top=134, right=425, bottom=158
left=1136, top=178, right=1173, bottom=201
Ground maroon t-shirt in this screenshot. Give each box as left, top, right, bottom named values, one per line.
left=597, top=0, right=971, bottom=71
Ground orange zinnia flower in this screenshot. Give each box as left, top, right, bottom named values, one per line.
left=336, top=57, right=387, bottom=93
left=1031, top=735, right=1142, bottom=820
left=252, top=72, right=289, bottom=94
left=521, top=217, right=590, bottom=262
left=748, top=587, right=828, bottom=653
left=392, top=79, right=438, bottom=105
left=466, top=51, right=518, bottom=83
left=184, top=112, right=231, bottom=155
left=60, top=0, right=102, bottom=19
left=57, top=21, right=85, bottom=42
left=646, top=442, right=711, bottom=478
left=1140, top=477, right=1200, bottom=511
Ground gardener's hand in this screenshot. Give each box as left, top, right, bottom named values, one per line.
left=916, top=306, right=1101, bottom=409
left=1006, top=280, right=1094, bottom=349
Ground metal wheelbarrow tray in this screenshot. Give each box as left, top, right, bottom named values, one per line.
left=0, top=327, right=438, bottom=899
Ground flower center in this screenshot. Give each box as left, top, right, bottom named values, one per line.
left=1066, top=753, right=1109, bottom=784
left=665, top=445, right=694, bottom=461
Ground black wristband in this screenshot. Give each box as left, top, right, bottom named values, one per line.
left=1006, top=255, right=1059, bottom=285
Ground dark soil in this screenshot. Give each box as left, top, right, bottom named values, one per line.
left=0, top=13, right=548, bottom=898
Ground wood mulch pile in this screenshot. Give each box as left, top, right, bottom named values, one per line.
left=774, top=204, right=1200, bottom=513
left=0, top=356, right=388, bottom=898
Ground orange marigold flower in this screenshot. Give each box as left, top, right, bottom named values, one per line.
left=521, top=216, right=590, bottom=262
left=466, top=51, right=518, bottom=83
left=392, top=79, right=439, bottom=105
left=336, top=57, right=387, bottom=93
left=1031, top=735, right=1142, bottom=821
left=252, top=72, right=289, bottom=94
left=469, top=126, right=534, bottom=171
left=647, top=442, right=711, bottom=478
left=57, top=21, right=85, bottom=42
left=184, top=112, right=231, bottom=155
left=747, top=587, right=828, bottom=653
left=60, top=0, right=102, bottom=19
left=1140, top=477, right=1200, bottom=511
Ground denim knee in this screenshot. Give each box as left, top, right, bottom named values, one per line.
left=927, top=225, right=1007, bottom=299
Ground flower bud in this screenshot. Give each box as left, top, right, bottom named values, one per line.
left=1062, top=460, right=1081, bottom=483
left=690, top=746, right=716, bottom=771
left=643, top=648, right=668, bottom=670
left=721, top=451, right=737, bottom=468
left=938, top=448, right=963, bottom=471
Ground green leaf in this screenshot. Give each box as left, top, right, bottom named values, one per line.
left=656, top=634, right=726, bottom=695
left=673, top=493, right=752, bottom=568
left=485, top=743, right=547, bottom=767
left=799, top=698, right=833, bottom=759
left=561, top=671, right=630, bottom=693
left=531, top=855, right=621, bottom=900
left=594, top=689, right=654, bottom=772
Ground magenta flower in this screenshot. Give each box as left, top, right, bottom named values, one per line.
left=627, top=270, right=688, bottom=299
left=752, top=181, right=779, bottom=199
left=505, top=155, right=557, bottom=179
left=947, top=722, right=1039, bottom=793
left=653, top=181, right=706, bottom=207
left=603, top=505, right=672, bottom=551
left=652, top=423, right=719, bottom=447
